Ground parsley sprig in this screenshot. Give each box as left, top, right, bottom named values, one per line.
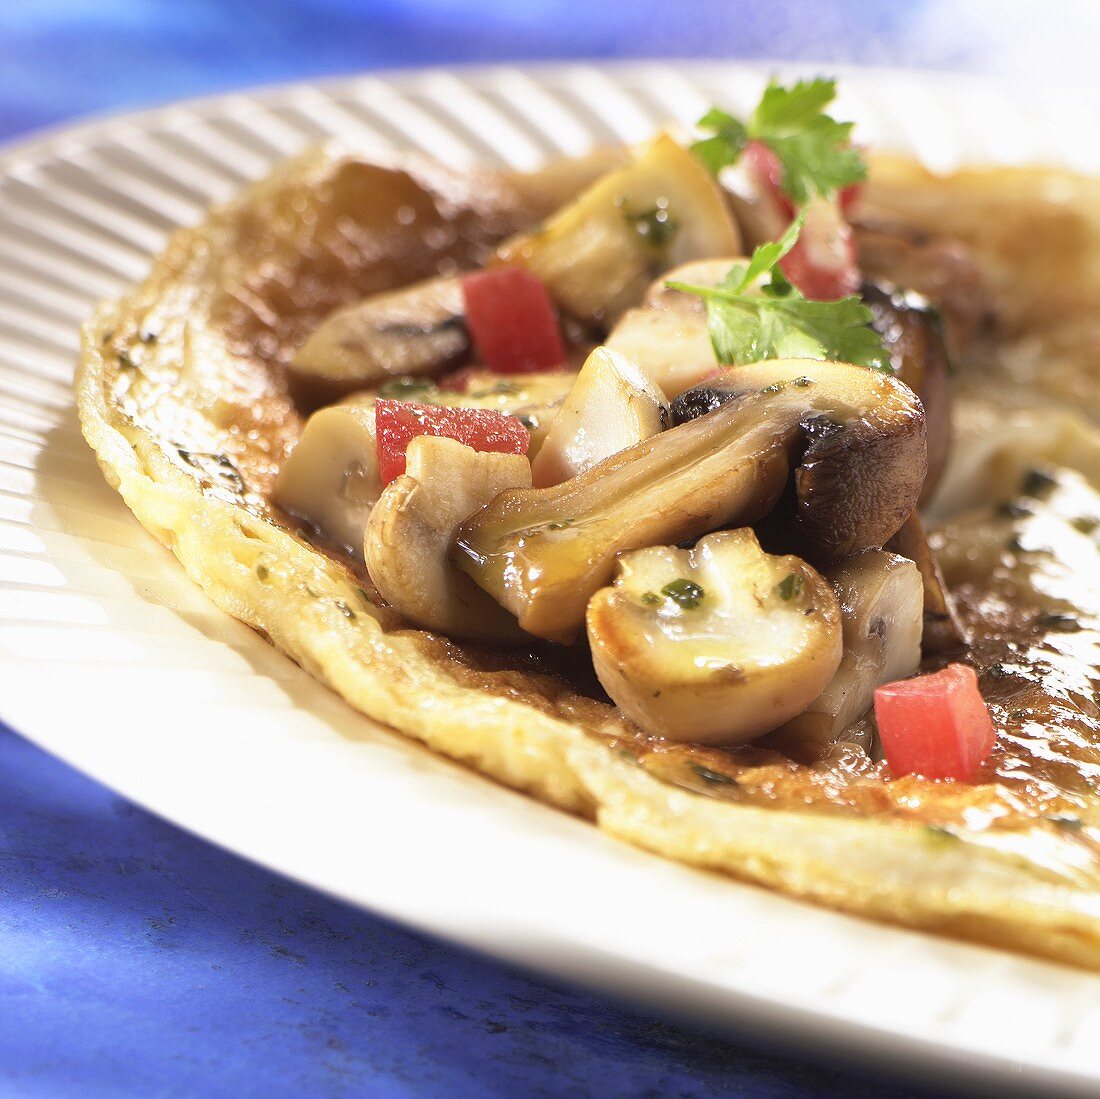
left=691, top=78, right=866, bottom=204
left=666, top=216, right=889, bottom=371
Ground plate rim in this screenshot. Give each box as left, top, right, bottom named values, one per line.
left=1, top=59, right=1098, bottom=1097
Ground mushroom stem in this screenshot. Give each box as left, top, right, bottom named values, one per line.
left=886, top=512, right=968, bottom=654
left=454, top=358, right=925, bottom=642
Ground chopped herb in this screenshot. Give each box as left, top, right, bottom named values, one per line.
left=377, top=376, right=440, bottom=401
left=1071, top=516, right=1099, bottom=535
left=1020, top=467, right=1057, bottom=497
left=255, top=564, right=269, bottom=581
left=666, top=218, right=889, bottom=371
left=468, top=381, right=522, bottom=398
left=545, top=519, right=574, bottom=531
left=661, top=578, right=705, bottom=610
left=1040, top=612, right=1079, bottom=633
left=690, top=764, right=736, bottom=786
left=925, top=824, right=958, bottom=845
left=998, top=500, right=1034, bottom=519
left=621, top=199, right=679, bottom=250
left=777, top=572, right=804, bottom=601
left=792, top=375, right=814, bottom=387
left=615, top=746, right=639, bottom=764
left=640, top=591, right=660, bottom=605
left=691, top=78, right=866, bottom=204
left=760, top=382, right=786, bottom=395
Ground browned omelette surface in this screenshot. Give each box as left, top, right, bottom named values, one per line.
left=78, top=144, right=1100, bottom=968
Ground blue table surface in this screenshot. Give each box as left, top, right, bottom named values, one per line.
left=3, top=2, right=1088, bottom=1095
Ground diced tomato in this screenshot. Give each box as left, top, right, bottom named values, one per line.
left=743, top=140, right=795, bottom=221
left=874, top=664, right=996, bottom=783
left=460, top=266, right=566, bottom=375
left=374, top=399, right=530, bottom=484
left=779, top=195, right=860, bottom=301
left=838, top=180, right=863, bottom=216
left=741, top=141, right=861, bottom=301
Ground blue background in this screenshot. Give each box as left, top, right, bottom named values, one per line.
left=2, top=1, right=1081, bottom=1095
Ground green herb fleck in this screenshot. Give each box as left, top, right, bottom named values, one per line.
left=666, top=217, right=889, bottom=370
left=545, top=519, right=574, bottom=531
left=255, top=564, right=269, bottom=581
left=691, top=764, right=736, bottom=786
left=640, top=591, right=660, bottom=606
left=1040, top=612, right=1079, bottom=633
left=777, top=572, right=804, bottom=601
left=998, top=500, right=1034, bottom=519
left=925, top=824, right=958, bottom=846
left=1071, top=516, right=1099, bottom=535
left=792, top=375, right=814, bottom=387
left=377, top=376, right=440, bottom=401
left=621, top=199, right=679, bottom=250
left=1020, top=467, right=1057, bottom=497
left=661, top=578, right=705, bottom=610
left=691, top=78, right=866, bottom=204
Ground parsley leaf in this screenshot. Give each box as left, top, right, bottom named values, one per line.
left=666, top=222, right=889, bottom=371
left=691, top=77, right=866, bottom=204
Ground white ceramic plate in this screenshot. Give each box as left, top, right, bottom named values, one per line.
left=2, top=62, right=1099, bottom=1096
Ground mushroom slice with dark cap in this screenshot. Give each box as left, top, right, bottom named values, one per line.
left=290, top=276, right=469, bottom=398
left=587, top=529, right=842, bottom=744
left=861, top=280, right=953, bottom=503
left=453, top=358, right=926, bottom=643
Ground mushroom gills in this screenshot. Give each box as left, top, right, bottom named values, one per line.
left=531, top=347, right=669, bottom=487
left=272, top=404, right=381, bottom=558
left=586, top=529, right=843, bottom=745
left=366, top=435, right=532, bottom=642
left=496, top=133, right=741, bottom=326
left=766, top=550, right=923, bottom=761
left=454, top=359, right=926, bottom=643
left=291, top=276, right=469, bottom=396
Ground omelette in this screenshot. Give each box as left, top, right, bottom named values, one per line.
left=76, top=82, right=1100, bottom=969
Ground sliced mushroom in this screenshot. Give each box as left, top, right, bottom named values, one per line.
left=765, top=550, right=923, bottom=761
left=885, top=512, right=968, bottom=653
left=496, top=133, right=741, bottom=326
left=291, top=276, right=469, bottom=397
left=531, top=347, right=669, bottom=487
left=604, top=258, right=747, bottom=398
left=586, top=529, right=842, bottom=744
left=454, top=358, right=925, bottom=642
left=273, top=404, right=381, bottom=557
left=366, top=435, right=531, bottom=641
left=862, top=280, right=953, bottom=502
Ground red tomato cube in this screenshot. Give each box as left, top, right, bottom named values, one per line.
left=874, top=663, right=996, bottom=783
left=460, top=267, right=566, bottom=375
left=374, top=399, right=530, bottom=485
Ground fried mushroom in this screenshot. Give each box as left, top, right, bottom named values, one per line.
left=531, top=347, right=669, bottom=487
left=766, top=550, right=924, bottom=760
left=454, top=358, right=926, bottom=642
left=290, top=276, right=469, bottom=397
left=366, top=435, right=531, bottom=641
left=586, top=529, right=842, bottom=744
